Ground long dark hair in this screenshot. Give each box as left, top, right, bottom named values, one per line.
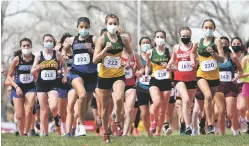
left=59, top=33, right=72, bottom=52
left=13, top=38, right=32, bottom=57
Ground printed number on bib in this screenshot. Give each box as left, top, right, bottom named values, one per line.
left=139, top=75, right=151, bottom=85
left=125, top=68, right=133, bottom=79
left=201, top=59, right=217, bottom=72
left=219, top=71, right=232, bottom=82
left=41, top=70, right=56, bottom=80
left=74, top=53, right=90, bottom=65
left=19, top=74, right=33, bottom=84
left=155, top=69, right=170, bottom=80
left=178, top=61, right=193, bottom=72
left=104, top=56, right=121, bottom=68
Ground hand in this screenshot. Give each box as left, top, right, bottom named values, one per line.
left=103, top=42, right=112, bottom=52
left=161, top=62, right=168, bottom=68
left=135, top=70, right=142, bottom=78
left=62, top=55, right=69, bottom=60
left=206, top=47, right=214, bottom=54
left=190, top=60, right=196, bottom=68
left=62, top=76, right=68, bottom=84
left=16, top=86, right=24, bottom=98
left=232, top=78, right=237, bottom=84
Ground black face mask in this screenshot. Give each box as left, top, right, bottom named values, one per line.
left=181, top=37, right=191, bottom=44
left=223, top=46, right=231, bottom=53
left=232, top=46, right=242, bottom=53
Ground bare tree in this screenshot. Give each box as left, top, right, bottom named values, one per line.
left=194, top=0, right=249, bottom=42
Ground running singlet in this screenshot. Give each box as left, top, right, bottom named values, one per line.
left=98, top=34, right=124, bottom=78
left=122, top=54, right=136, bottom=86
left=174, top=44, right=196, bottom=81
left=197, top=37, right=219, bottom=80
left=37, top=50, right=59, bottom=82
left=150, top=48, right=171, bottom=80
left=15, top=54, right=35, bottom=85
left=240, top=61, right=249, bottom=83
left=71, top=35, right=97, bottom=73
left=218, top=56, right=235, bottom=82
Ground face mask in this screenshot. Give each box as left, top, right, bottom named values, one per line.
left=181, top=37, right=191, bottom=44
left=203, top=29, right=214, bottom=37
left=79, top=29, right=89, bottom=37
left=223, top=46, right=231, bottom=53
left=141, top=44, right=151, bottom=52
left=44, top=42, right=54, bottom=50
left=232, top=46, right=242, bottom=53
left=22, top=49, right=32, bottom=55
left=107, top=25, right=118, bottom=34
left=155, top=38, right=165, bottom=46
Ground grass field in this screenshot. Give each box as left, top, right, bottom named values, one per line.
left=2, top=132, right=249, bottom=146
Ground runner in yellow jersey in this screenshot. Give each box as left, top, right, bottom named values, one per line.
left=93, top=14, right=133, bottom=143
left=190, top=19, right=224, bottom=134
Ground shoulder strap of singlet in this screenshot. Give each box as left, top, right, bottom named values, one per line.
left=40, top=51, right=44, bottom=61
left=104, top=34, right=109, bottom=47
left=165, top=47, right=170, bottom=60
left=52, top=50, right=57, bottom=60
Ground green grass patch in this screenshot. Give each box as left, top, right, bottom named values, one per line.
left=2, top=133, right=249, bottom=146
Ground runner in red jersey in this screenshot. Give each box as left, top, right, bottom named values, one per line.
left=121, top=32, right=144, bottom=136
left=167, top=27, right=197, bottom=135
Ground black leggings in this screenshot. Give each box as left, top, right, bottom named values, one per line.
left=134, top=108, right=141, bottom=128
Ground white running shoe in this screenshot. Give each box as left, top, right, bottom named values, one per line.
left=239, top=117, right=247, bottom=133
left=164, top=128, right=172, bottom=136
left=77, top=125, right=87, bottom=136
left=233, top=130, right=240, bottom=136
left=191, top=129, right=198, bottom=136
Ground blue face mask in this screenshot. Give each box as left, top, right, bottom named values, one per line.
left=204, top=29, right=214, bottom=37
left=44, top=42, right=54, bottom=50
left=141, top=44, right=151, bottom=52
left=79, top=29, right=89, bottom=37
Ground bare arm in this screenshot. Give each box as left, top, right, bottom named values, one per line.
left=145, top=49, right=152, bottom=75
left=190, top=41, right=198, bottom=67
left=167, top=45, right=178, bottom=71
left=134, top=53, right=144, bottom=75
left=61, top=37, right=73, bottom=57
left=93, top=36, right=110, bottom=64
left=56, top=51, right=68, bottom=78
left=7, top=56, right=19, bottom=88
left=31, top=53, right=41, bottom=75
left=212, top=38, right=224, bottom=62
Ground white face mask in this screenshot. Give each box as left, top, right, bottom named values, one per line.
left=22, top=49, right=32, bottom=55
left=107, top=25, right=118, bottom=34
left=155, top=38, right=165, bottom=46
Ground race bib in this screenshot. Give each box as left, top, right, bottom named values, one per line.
left=104, top=56, right=121, bottom=68
left=139, top=75, right=151, bottom=85
left=41, top=70, right=56, bottom=80
left=155, top=69, right=170, bottom=80
left=125, top=68, right=133, bottom=79
left=74, top=53, right=90, bottom=65
left=235, top=73, right=243, bottom=84
left=178, top=61, right=193, bottom=72
left=19, top=74, right=33, bottom=84
left=201, top=59, right=217, bottom=72
left=219, top=71, right=232, bottom=82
